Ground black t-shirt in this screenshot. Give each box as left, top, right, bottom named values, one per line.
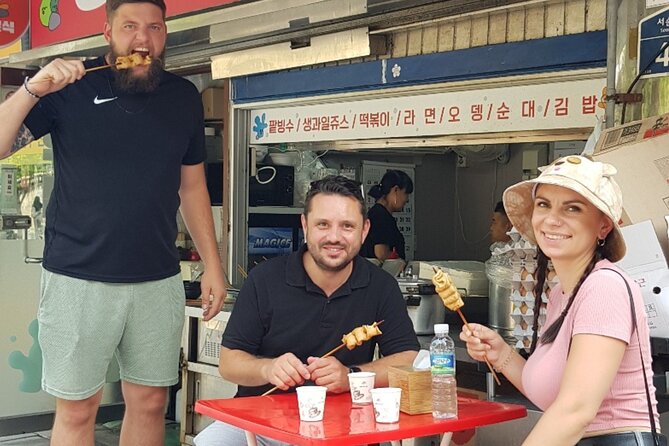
left=360, top=203, right=406, bottom=259
left=222, top=245, right=420, bottom=397
left=24, top=57, right=205, bottom=282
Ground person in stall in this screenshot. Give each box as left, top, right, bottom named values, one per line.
left=460, top=156, right=663, bottom=446
left=490, top=200, right=513, bottom=246
left=194, top=175, right=419, bottom=446
left=486, top=200, right=514, bottom=270
left=360, top=169, right=413, bottom=262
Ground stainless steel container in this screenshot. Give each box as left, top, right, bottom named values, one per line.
left=487, top=277, right=515, bottom=342
left=396, top=278, right=445, bottom=335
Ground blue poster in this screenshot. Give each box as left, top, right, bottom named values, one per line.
left=248, top=227, right=293, bottom=255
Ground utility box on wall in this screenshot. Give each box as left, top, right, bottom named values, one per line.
left=202, top=86, right=228, bottom=121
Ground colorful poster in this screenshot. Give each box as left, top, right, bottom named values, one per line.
left=30, top=0, right=244, bottom=48
left=0, top=39, right=21, bottom=56
left=0, top=0, right=29, bottom=48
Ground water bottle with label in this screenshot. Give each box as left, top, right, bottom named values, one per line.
left=430, top=323, right=457, bottom=419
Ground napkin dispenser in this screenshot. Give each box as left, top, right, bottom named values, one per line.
left=388, top=351, right=432, bottom=415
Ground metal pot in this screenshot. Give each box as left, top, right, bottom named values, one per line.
left=488, top=281, right=515, bottom=340
left=396, top=278, right=445, bottom=335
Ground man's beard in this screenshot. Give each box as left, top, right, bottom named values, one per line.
left=306, top=241, right=355, bottom=273
left=110, top=49, right=165, bottom=94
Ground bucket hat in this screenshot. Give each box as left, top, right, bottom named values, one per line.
left=503, top=155, right=625, bottom=262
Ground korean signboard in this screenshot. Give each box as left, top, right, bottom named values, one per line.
left=0, top=1, right=28, bottom=48
left=249, top=78, right=606, bottom=144
left=638, top=5, right=669, bottom=79
left=30, top=0, right=244, bottom=48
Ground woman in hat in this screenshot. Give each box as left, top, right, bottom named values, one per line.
left=461, top=156, right=662, bottom=445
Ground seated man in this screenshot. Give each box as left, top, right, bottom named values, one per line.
left=194, top=175, right=420, bottom=445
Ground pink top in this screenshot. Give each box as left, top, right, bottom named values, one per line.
left=522, top=260, right=659, bottom=432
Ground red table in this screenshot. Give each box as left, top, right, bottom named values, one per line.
left=195, top=392, right=527, bottom=445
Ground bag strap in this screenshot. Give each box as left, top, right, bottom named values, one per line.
left=601, top=267, right=659, bottom=446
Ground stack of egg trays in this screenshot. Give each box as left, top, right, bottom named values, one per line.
left=503, top=230, right=557, bottom=352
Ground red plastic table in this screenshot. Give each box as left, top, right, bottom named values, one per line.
left=195, top=392, right=527, bottom=445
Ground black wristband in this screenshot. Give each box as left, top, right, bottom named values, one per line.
left=348, top=366, right=362, bottom=373
left=23, top=76, right=41, bottom=99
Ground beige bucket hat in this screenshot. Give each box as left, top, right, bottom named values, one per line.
left=502, top=155, right=625, bottom=262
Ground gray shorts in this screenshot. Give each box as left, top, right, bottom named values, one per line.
left=38, top=269, right=185, bottom=400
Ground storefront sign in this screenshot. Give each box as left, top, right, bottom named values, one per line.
left=249, top=78, right=606, bottom=144
left=30, top=0, right=243, bottom=48
left=638, top=5, right=669, bottom=79
left=0, top=1, right=28, bottom=48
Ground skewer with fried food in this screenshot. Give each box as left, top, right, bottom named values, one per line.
left=261, top=321, right=383, bottom=397
left=432, top=267, right=501, bottom=385
left=33, top=54, right=153, bottom=83
left=341, top=323, right=382, bottom=350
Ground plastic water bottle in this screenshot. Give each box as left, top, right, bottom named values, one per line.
left=430, top=323, right=457, bottom=419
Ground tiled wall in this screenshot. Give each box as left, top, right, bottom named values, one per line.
left=390, top=0, right=606, bottom=58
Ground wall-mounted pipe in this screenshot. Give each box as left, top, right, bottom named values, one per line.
left=605, top=0, right=620, bottom=128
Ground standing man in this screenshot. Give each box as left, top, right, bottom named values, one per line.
left=194, top=176, right=419, bottom=445
left=0, top=1, right=226, bottom=445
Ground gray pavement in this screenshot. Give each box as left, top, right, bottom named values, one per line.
left=0, top=421, right=181, bottom=446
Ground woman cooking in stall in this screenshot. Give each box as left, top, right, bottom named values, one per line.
left=360, top=169, right=413, bottom=261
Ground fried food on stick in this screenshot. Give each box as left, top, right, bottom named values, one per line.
left=341, top=324, right=382, bottom=350
left=34, top=54, right=154, bottom=84
left=115, top=53, right=152, bottom=69
left=432, top=268, right=464, bottom=311
left=432, top=267, right=501, bottom=385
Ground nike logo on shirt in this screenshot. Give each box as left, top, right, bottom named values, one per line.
left=93, top=95, right=118, bottom=104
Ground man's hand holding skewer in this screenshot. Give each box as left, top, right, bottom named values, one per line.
left=25, top=59, right=86, bottom=98
left=306, top=356, right=349, bottom=393
left=261, top=353, right=310, bottom=392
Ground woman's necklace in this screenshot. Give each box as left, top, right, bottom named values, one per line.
left=107, top=78, right=152, bottom=114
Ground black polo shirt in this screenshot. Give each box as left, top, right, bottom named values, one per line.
left=222, top=244, right=420, bottom=397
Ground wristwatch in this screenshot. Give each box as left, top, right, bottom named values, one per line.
left=348, top=366, right=362, bottom=373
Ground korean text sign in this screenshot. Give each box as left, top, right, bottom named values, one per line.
left=249, top=78, right=605, bottom=144
left=0, top=1, right=28, bottom=48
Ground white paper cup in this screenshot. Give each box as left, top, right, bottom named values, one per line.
left=371, top=387, right=402, bottom=423
left=348, top=371, right=376, bottom=405
left=296, top=386, right=327, bottom=422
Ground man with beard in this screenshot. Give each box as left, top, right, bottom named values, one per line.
left=193, top=176, right=419, bottom=446
left=0, top=1, right=226, bottom=445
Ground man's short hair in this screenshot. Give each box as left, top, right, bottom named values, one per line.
left=494, top=200, right=507, bottom=216
left=106, top=0, right=167, bottom=19
left=304, top=175, right=367, bottom=219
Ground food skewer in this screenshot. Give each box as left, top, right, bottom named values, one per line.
left=261, top=321, right=383, bottom=397
left=432, top=267, right=501, bottom=386
left=32, top=54, right=152, bottom=82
